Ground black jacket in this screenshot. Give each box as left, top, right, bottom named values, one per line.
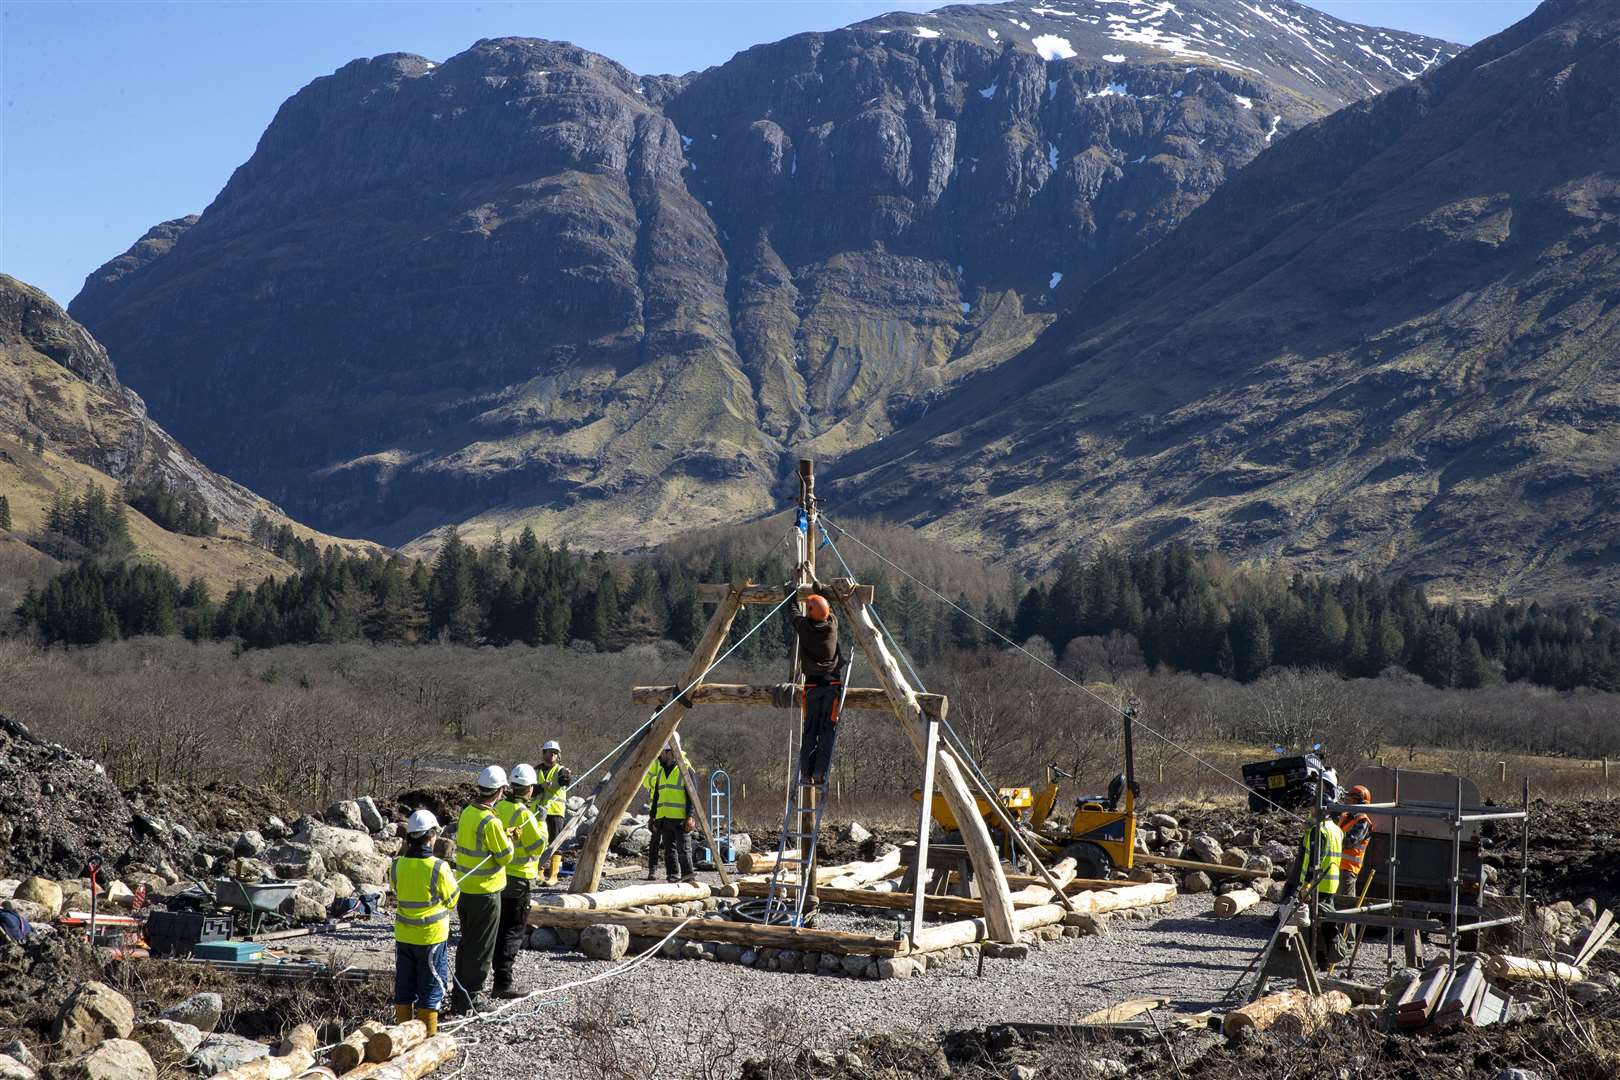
left=787, top=611, right=842, bottom=679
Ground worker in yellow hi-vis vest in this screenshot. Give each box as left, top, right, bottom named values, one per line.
left=450, top=765, right=514, bottom=1015
left=390, top=809, right=458, bottom=1036
left=642, top=742, right=697, bottom=883
left=535, top=740, right=572, bottom=886
left=1281, top=813, right=1345, bottom=966
left=491, top=764, right=547, bottom=998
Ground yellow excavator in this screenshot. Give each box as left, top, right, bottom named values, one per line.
left=915, top=702, right=1140, bottom=879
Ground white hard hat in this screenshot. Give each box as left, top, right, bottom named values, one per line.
left=542, top=740, right=561, bottom=752
left=510, top=763, right=537, bottom=786
left=477, top=764, right=508, bottom=790
left=406, top=809, right=439, bottom=836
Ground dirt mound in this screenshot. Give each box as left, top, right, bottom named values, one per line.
left=124, top=779, right=299, bottom=838
left=383, top=782, right=483, bottom=828
left=0, top=926, right=100, bottom=1049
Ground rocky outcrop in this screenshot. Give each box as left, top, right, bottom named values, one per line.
left=69, top=2, right=1451, bottom=555
left=836, top=0, right=1620, bottom=607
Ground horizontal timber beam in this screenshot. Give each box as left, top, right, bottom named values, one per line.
left=527, top=906, right=907, bottom=957
left=733, top=880, right=1176, bottom=919
left=632, top=683, right=946, bottom=719
left=696, top=582, right=874, bottom=605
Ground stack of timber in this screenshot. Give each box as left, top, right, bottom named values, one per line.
left=308, top=1021, right=454, bottom=1078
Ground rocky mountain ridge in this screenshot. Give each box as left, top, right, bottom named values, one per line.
left=68, top=0, right=1454, bottom=556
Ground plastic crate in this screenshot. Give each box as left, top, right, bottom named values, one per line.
left=145, top=911, right=233, bottom=957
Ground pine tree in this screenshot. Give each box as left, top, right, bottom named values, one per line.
left=0, top=493, right=10, bottom=531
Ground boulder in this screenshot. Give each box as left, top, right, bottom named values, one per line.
left=619, top=828, right=652, bottom=856
left=580, top=924, right=629, bottom=962
left=373, top=837, right=403, bottom=858
left=191, top=1034, right=269, bottom=1076
left=262, top=815, right=290, bottom=840
left=41, top=1039, right=154, bottom=1080
left=160, top=992, right=222, bottom=1034
left=1147, top=813, right=1178, bottom=829
left=332, top=851, right=390, bottom=886
left=876, top=957, right=917, bottom=980
left=1181, top=871, right=1212, bottom=894
left=14, top=879, right=63, bottom=919
left=262, top=842, right=326, bottom=882
left=130, top=1020, right=203, bottom=1067
left=354, top=796, right=386, bottom=833
left=52, top=982, right=134, bottom=1056
left=527, top=927, right=561, bottom=950
left=323, top=801, right=365, bottom=831
left=0, top=1044, right=37, bottom=1070
left=3, top=899, right=50, bottom=925
left=233, top=831, right=265, bottom=857
left=1220, top=849, right=1249, bottom=868
left=841, top=822, right=872, bottom=845
left=325, top=872, right=356, bottom=900
left=1261, top=879, right=1288, bottom=903
left=1263, top=840, right=1293, bottom=863
left=1187, top=835, right=1223, bottom=864
left=287, top=880, right=335, bottom=922
left=840, top=955, right=870, bottom=977
left=0, top=1055, right=33, bottom=1080
left=100, top=882, right=135, bottom=910
left=1245, top=855, right=1274, bottom=874
left=295, top=821, right=377, bottom=865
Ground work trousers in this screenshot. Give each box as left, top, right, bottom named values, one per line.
left=799, top=680, right=842, bottom=783
left=393, top=940, right=449, bottom=1011
left=492, top=877, right=533, bottom=989
left=648, top=817, right=693, bottom=880
left=452, top=891, right=500, bottom=1013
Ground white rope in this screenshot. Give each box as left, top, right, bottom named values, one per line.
left=820, top=515, right=1307, bottom=821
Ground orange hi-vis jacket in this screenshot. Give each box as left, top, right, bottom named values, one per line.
left=1337, top=811, right=1373, bottom=875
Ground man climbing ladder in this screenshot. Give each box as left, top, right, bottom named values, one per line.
left=785, top=591, right=845, bottom=784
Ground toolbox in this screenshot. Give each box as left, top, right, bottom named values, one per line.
left=144, top=911, right=233, bottom=957
left=191, top=940, right=265, bottom=963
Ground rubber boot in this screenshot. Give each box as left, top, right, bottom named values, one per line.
left=394, top=1003, right=414, bottom=1024
left=415, top=1008, right=438, bottom=1037
left=546, top=854, right=563, bottom=886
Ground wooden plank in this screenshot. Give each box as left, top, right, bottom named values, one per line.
left=570, top=587, right=744, bottom=893
left=632, top=683, right=947, bottom=719
left=1137, top=853, right=1269, bottom=879
left=536, top=881, right=710, bottom=911
left=839, top=594, right=1018, bottom=944
left=696, top=583, right=875, bottom=605
left=1078, top=997, right=1168, bottom=1025
left=912, top=714, right=940, bottom=943
left=1572, top=909, right=1613, bottom=967
left=909, top=903, right=1068, bottom=954
left=526, top=906, right=907, bottom=956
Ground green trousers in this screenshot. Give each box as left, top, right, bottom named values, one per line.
left=452, top=891, right=501, bottom=1013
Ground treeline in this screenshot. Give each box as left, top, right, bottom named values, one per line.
left=12, top=523, right=1620, bottom=693
left=42, top=483, right=134, bottom=559
left=126, top=480, right=218, bottom=537
left=1010, top=547, right=1620, bottom=692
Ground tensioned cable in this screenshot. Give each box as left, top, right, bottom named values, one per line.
left=820, top=515, right=1306, bottom=820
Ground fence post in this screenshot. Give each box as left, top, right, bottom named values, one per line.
left=1498, top=761, right=1506, bottom=783
left=1158, top=762, right=1165, bottom=783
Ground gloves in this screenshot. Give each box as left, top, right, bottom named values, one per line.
left=683, top=817, right=696, bottom=834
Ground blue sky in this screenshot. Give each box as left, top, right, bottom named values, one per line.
left=3, top=1, right=1540, bottom=308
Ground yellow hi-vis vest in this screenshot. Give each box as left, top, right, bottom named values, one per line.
left=537, top=763, right=567, bottom=817
left=1297, top=818, right=1344, bottom=896
left=391, top=855, right=458, bottom=945
left=642, top=762, right=689, bottom=821
left=456, top=802, right=514, bottom=895
left=496, top=798, right=547, bottom=880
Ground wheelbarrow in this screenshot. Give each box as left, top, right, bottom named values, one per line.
left=210, top=878, right=305, bottom=937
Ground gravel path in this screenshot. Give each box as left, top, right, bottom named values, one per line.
left=316, top=890, right=1283, bottom=1080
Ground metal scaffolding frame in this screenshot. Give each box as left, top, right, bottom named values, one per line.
left=1308, top=770, right=1531, bottom=973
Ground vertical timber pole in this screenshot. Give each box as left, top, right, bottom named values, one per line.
left=1449, top=774, right=1463, bottom=969
left=1519, top=776, right=1530, bottom=952
left=1388, top=768, right=1401, bottom=974
left=1309, top=777, right=1323, bottom=968
left=798, top=459, right=819, bottom=908
left=911, top=712, right=940, bottom=942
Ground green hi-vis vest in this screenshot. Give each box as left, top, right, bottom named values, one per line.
left=1297, top=818, right=1344, bottom=896
left=537, top=763, right=567, bottom=817
left=643, top=762, right=689, bottom=821
left=496, top=798, right=548, bottom=880
left=390, top=855, right=458, bottom=945
left=456, top=803, right=514, bottom=895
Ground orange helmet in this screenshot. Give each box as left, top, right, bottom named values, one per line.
left=804, top=594, right=830, bottom=621
left=1347, top=784, right=1372, bottom=805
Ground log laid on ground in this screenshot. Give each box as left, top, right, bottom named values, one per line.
left=527, top=906, right=907, bottom=956
left=1078, top=997, right=1169, bottom=1025
left=822, top=848, right=902, bottom=889
left=211, top=1051, right=316, bottom=1080
left=731, top=879, right=1171, bottom=920
left=294, top=1070, right=338, bottom=1080
left=1214, top=889, right=1261, bottom=917
left=1483, top=955, right=1584, bottom=983
left=276, top=1024, right=318, bottom=1057
left=909, top=903, right=1067, bottom=954
left=365, top=1020, right=427, bottom=1063
left=330, top=1022, right=386, bottom=1072
left=1068, top=881, right=1177, bottom=916
left=345, top=1035, right=456, bottom=1080
left=536, top=881, right=711, bottom=911
left=1137, top=853, right=1269, bottom=879
left=736, top=848, right=798, bottom=874
left=1223, top=989, right=1352, bottom=1037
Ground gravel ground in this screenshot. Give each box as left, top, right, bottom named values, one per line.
left=314, top=884, right=1286, bottom=1080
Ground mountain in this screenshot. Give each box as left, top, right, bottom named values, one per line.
left=834, top=0, right=1620, bottom=606
left=67, top=0, right=1454, bottom=554
left=0, top=275, right=368, bottom=597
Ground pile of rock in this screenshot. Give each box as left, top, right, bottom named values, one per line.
left=1133, top=812, right=1290, bottom=900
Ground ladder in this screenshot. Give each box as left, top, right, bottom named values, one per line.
left=763, top=654, right=856, bottom=927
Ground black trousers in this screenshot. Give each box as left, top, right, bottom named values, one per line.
left=452, top=891, right=500, bottom=1012
left=492, top=877, right=532, bottom=988
left=546, top=814, right=566, bottom=853
left=648, top=818, right=693, bottom=879
left=800, top=681, right=842, bottom=782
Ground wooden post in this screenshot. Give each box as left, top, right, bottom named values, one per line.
left=911, top=714, right=940, bottom=942
left=796, top=459, right=819, bottom=907
left=1498, top=761, right=1507, bottom=783
left=570, top=587, right=744, bottom=892
left=837, top=593, right=1018, bottom=943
